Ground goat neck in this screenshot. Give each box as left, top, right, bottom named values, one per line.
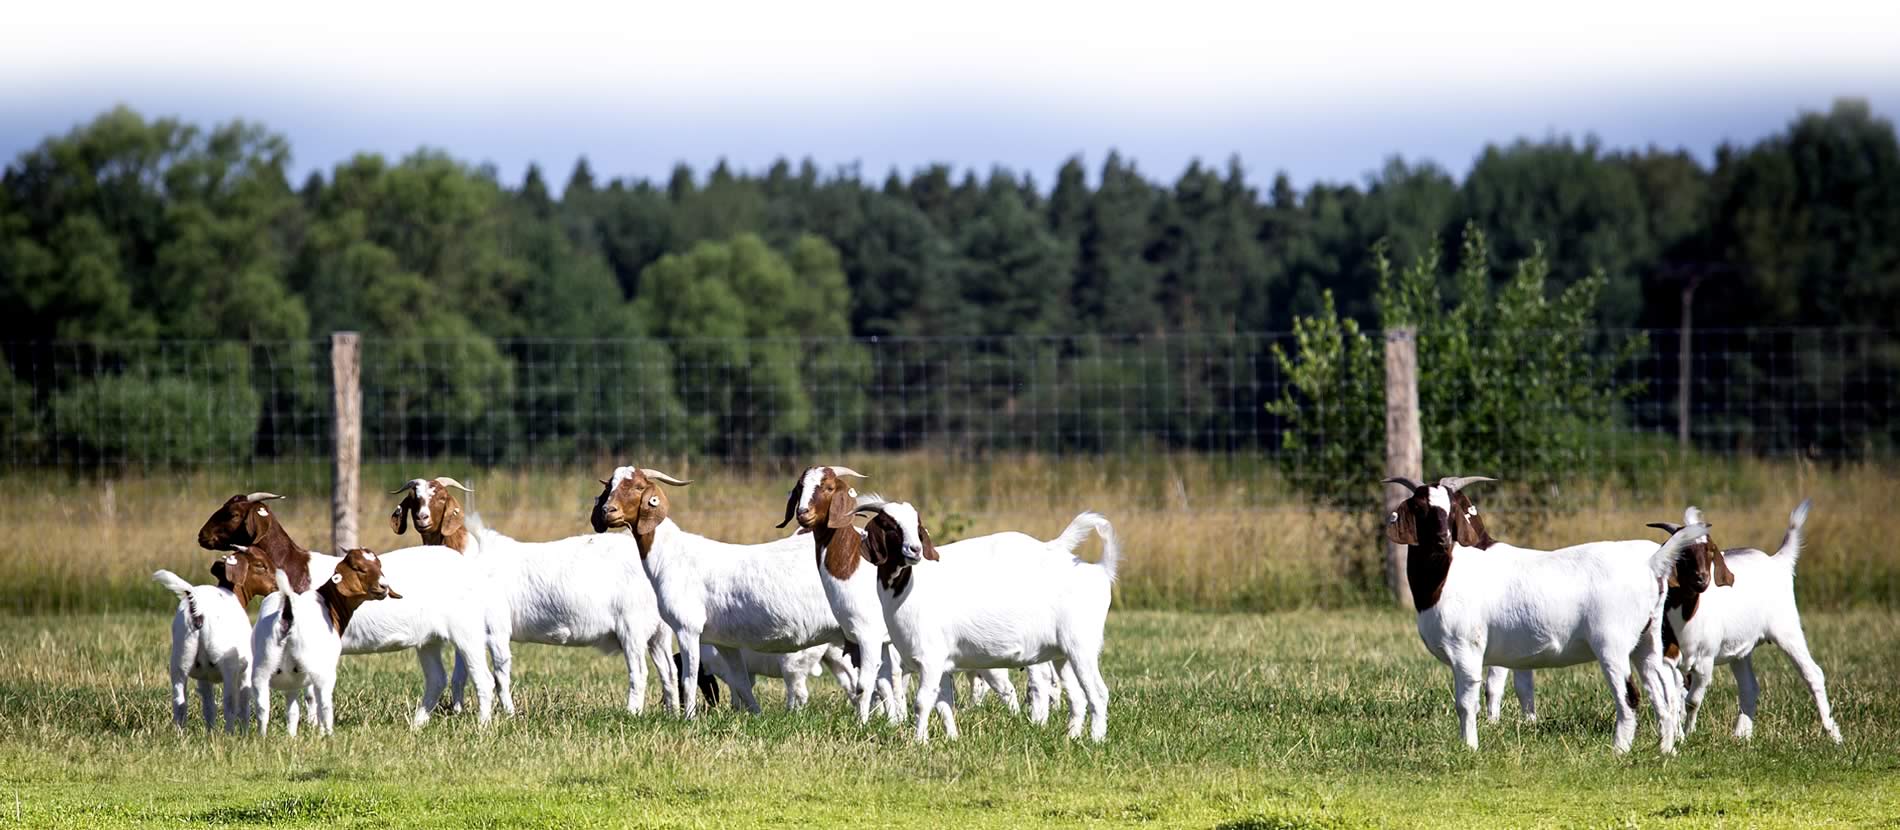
left=810, top=521, right=866, bottom=580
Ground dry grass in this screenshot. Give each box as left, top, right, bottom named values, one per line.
left=2, top=453, right=1896, bottom=613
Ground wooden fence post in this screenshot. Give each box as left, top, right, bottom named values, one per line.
left=1384, top=326, right=1421, bottom=610
left=332, top=332, right=361, bottom=554
left=1678, top=276, right=1700, bottom=451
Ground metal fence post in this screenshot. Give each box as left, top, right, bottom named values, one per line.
left=1384, top=327, right=1421, bottom=610
left=332, top=332, right=361, bottom=554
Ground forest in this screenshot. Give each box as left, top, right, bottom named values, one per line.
left=1, top=100, right=1896, bottom=462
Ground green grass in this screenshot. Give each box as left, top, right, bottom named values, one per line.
left=1, top=610, right=1894, bottom=828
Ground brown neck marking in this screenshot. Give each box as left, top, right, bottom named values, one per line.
left=811, top=524, right=865, bottom=580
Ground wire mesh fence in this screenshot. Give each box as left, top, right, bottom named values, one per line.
left=2, top=328, right=1894, bottom=516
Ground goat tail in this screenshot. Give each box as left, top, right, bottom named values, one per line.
left=1650, top=522, right=1713, bottom=581
left=1051, top=512, right=1121, bottom=581
left=151, top=570, right=194, bottom=598
left=1777, top=498, right=1812, bottom=567
left=273, top=568, right=295, bottom=597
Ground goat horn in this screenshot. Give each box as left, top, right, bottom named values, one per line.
left=388, top=481, right=416, bottom=495
left=1646, top=521, right=1684, bottom=534
left=598, top=478, right=611, bottom=486
left=1438, top=476, right=1497, bottom=493
left=433, top=477, right=473, bottom=493
left=244, top=492, right=285, bottom=503
left=641, top=469, right=692, bottom=486
left=830, top=466, right=869, bottom=479
left=1380, top=477, right=1423, bottom=491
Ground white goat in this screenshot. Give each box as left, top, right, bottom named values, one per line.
left=1384, top=475, right=1703, bottom=754
left=785, top=465, right=1035, bottom=721
left=853, top=499, right=1119, bottom=742
left=250, top=550, right=399, bottom=736
left=699, top=643, right=857, bottom=710
left=589, top=466, right=900, bottom=719
left=197, top=492, right=496, bottom=728
left=152, top=547, right=275, bottom=733
left=1650, top=500, right=1840, bottom=742
left=388, top=477, right=680, bottom=717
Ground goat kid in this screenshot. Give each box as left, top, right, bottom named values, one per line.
left=151, top=547, right=276, bottom=733
left=200, top=493, right=496, bottom=727
left=1385, top=475, right=1701, bottom=754
left=250, top=548, right=400, bottom=736
left=855, top=499, right=1118, bottom=742
left=390, top=477, right=681, bottom=718
left=1649, top=500, right=1839, bottom=742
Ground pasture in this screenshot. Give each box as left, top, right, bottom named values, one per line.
left=1, top=610, right=1894, bottom=828
left=1, top=457, right=1896, bottom=827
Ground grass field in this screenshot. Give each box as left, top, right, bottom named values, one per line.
left=3, top=455, right=1897, bottom=613
left=2, top=457, right=1895, bottom=826
left=1, top=609, right=1894, bottom=828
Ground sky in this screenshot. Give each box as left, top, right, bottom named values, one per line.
left=4, top=0, right=1899, bottom=191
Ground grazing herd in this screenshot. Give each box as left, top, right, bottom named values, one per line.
left=150, top=468, right=1839, bottom=751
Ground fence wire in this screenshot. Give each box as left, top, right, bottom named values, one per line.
left=2, top=329, right=1894, bottom=513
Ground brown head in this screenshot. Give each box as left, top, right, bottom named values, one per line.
left=857, top=501, right=939, bottom=596
left=389, top=477, right=473, bottom=551
left=210, top=545, right=277, bottom=608
left=1382, top=475, right=1497, bottom=611
left=1648, top=507, right=1734, bottom=595
left=591, top=466, right=693, bottom=553
left=781, top=465, right=870, bottom=532
left=197, top=492, right=288, bottom=551
left=317, top=547, right=402, bottom=635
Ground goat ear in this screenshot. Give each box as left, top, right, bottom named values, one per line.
left=441, top=505, right=465, bottom=538
left=635, top=492, right=665, bottom=536
left=1452, top=507, right=1482, bottom=548
left=827, top=487, right=855, bottom=529
left=1712, top=549, right=1736, bottom=587
left=390, top=504, right=410, bottom=535
left=1666, top=569, right=1680, bottom=588
left=1384, top=507, right=1417, bottom=545
left=861, top=522, right=888, bottom=564
left=919, top=525, right=939, bottom=561
left=243, top=502, right=273, bottom=540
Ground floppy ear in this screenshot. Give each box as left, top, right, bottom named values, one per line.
left=243, top=502, right=274, bottom=540
left=1384, top=506, right=1417, bottom=545
left=1666, top=567, right=1681, bottom=588
left=635, top=491, right=665, bottom=536
left=384, top=585, right=404, bottom=600
left=777, top=489, right=798, bottom=529
left=1451, top=505, right=1482, bottom=548
left=919, top=525, right=939, bottom=561
left=390, top=503, right=410, bottom=535
left=827, top=487, right=855, bottom=529
left=1712, top=549, right=1736, bottom=587
left=862, top=521, right=889, bottom=564
left=441, top=504, right=465, bottom=538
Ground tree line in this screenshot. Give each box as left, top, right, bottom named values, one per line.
left=2, top=100, right=1895, bottom=464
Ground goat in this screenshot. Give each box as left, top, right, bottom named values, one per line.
left=853, top=498, right=1119, bottom=742
left=1648, top=500, right=1840, bottom=742
left=151, top=546, right=276, bottom=733
left=199, top=493, right=496, bottom=727
left=390, top=478, right=680, bottom=717
left=590, top=465, right=899, bottom=719
left=250, top=548, right=400, bottom=736
left=699, top=643, right=858, bottom=710
left=1383, top=475, right=1703, bottom=754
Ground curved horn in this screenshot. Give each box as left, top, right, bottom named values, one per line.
left=433, top=476, right=473, bottom=493
left=641, top=469, right=693, bottom=486
left=1438, top=476, right=1497, bottom=493
left=1646, top=521, right=1684, bottom=534
left=1381, top=477, right=1423, bottom=491
left=388, top=481, right=417, bottom=495
left=244, top=492, right=285, bottom=503
left=830, top=466, right=869, bottom=479
left=598, top=478, right=612, bottom=486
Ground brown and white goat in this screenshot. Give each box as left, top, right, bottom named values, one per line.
left=251, top=547, right=402, bottom=736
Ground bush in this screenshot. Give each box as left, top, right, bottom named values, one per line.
left=48, top=372, right=260, bottom=466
